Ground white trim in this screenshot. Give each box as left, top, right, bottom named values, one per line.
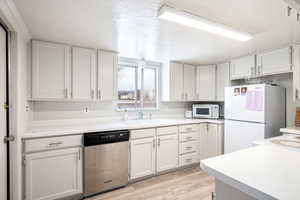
left=0, top=0, right=31, bottom=41
left=116, top=59, right=161, bottom=111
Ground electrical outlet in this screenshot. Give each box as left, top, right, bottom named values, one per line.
left=83, top=107, right=89, bottom=113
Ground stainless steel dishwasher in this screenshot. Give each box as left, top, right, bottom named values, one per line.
left=83, top=130, right=130, bottom=197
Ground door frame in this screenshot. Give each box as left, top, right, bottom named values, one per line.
left=0, top=19, right=11, bottom=200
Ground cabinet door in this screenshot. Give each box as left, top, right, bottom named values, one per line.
left=196, top=65, right=216, bottom=101
left=71, top=47, right=96, bottom=100
left=25, top=147, right=82, bottom=200
left=257, top=47, right=292, bottom=76
left=230, top=55, right=255, bottom=80
left=216, top=62, right=230, bottom=101
left=98, top=50, right=118, bottom=101
left=130, top=138, right=156, bottom=180
left=170, top=62, right=184, bottom=101
left=293, top=45, right=300, bottom=102
left=32, top=40, right=71, bottom=99
left=206, top=124, right=220, bottom=158
left=183, top=64, right=196, bottom=101
left=199, top=123, right=208, bottom=161
left=156, top=134, right=178, bottom=172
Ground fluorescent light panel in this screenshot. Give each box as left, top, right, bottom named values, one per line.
left=158, top=5, right=252, bottom=42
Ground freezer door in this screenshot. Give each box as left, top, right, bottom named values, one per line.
left=224, top=120, right=265, bottom=153
left=225, top=84, right=265, bottom=123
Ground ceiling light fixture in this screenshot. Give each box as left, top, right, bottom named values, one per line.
left=157, top=5, right=253, bottom=42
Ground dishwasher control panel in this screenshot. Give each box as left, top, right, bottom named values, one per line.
left=84, top=130, right=130, bottom=146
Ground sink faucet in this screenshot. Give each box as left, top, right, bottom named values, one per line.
left=138, top=110, right=144, bottom=120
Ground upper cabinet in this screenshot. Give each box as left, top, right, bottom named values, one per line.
left=32, top=40, right=71, bottom=99
left=257, top=47, right=292, bottom=76
left=196, top=65, right=216, bottom=101
left=31, top=40, right=118, bottom=101
left=71, top=47, right=96, bottom=100
left=98, top=50, right=118, bottom=101
left=183, top=64, right=196, bottom=101
left=216, top=62, right=230, bottom=101
left=293, top=45, right=300, bottom=102
left=230, top=55, right=255, bottom=80
left=169, top=62, right=184, bottom=101
left=164, top=62, right=196, bottom=102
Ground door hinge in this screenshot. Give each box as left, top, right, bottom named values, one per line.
left=4, top=136, right=15, bottom=143
left=3, top=103, right=9, bottom=110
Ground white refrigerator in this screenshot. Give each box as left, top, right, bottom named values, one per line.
left=224, top=84, right=286, bottom=153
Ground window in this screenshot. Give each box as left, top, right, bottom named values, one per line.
left=117, top=59, right=159, bottom=110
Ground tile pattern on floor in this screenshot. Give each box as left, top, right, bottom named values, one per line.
left=87, top=167, right=215, bottom=200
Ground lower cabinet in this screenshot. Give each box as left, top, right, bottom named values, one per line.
left=24, top=147, right=83, bottom=200
left=178, top=124, right=200, bottom=167
left=156, top=134, right=178, bottom=172
left=131, top=123, right=224, bottom=180
left=200, top=123, right=224, bottom=161
left=130, top=127, right=178, bottom=180
left=130, top=137, right=156, bottom=180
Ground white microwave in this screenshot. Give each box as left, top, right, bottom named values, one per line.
left=192, top=104, right=220, bottom=119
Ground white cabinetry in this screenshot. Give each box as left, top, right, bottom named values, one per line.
left=183, top=64, right=196, bottom=101
left=71, top=47, right=96, bottom=100
left=156, top=134, right=178, bottom=172
left=130, top=129, right=156, bottom=180
left=32, top=40, right=71, bottom=99
left=200, top=123, right=223, bottom=161
left=196, top=65, right=216, bottom=101
left=216, top=62, right=230, bottom=101
left=230, top=55, right=255, bottom=80
left=169, top=62, right=184, bottom=101
left=31, top=40, right=118, bottom=101
left=293, top=45, right=300, bottom=102
left=164, top=62, right=197, bottom=102
left=257, top=47, right=292, bottom=76
left=97, top=50, right=118, bottom=101
left=178, top=124, right=200, bottom=167
left=23, top=135, right=83, bottom=200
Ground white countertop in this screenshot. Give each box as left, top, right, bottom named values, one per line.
left=23, top=118, right=224, bottom=139
left=201, top=136, right=300, bottom=200
left=280, top=127, right=300, bottom=135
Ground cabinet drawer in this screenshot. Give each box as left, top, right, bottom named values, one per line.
left=179, top=132, right=199, bottom=142
left=131, top=128, right=156, bottom=139
left=179, top=141, right=198, bottom=155
left=24, top=135, right=82, bottom=153
left=179, top=153, right=199, bottom=167
left=157, top=126, right=178, bottom=136
left=179, top=124, right=198, bottom=133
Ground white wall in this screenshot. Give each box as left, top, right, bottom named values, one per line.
left=31, top=101, right=192, bottom=122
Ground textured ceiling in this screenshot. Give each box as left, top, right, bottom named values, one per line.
left=13, top=0, right=300, bottom=64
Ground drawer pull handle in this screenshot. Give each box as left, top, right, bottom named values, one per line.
left=186, top=136, right=193, bottom=140
left=48, top=142, right=63, bottom=147
left=186, top=128, right=193, bottom=131
left=185, top=146, right=192, bottom=150
left=186, top=158, right=193, bottom=162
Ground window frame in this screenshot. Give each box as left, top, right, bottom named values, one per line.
left=116, top=58, right=160, bottom=111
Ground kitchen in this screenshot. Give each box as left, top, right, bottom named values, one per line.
left=1, top=0, right=300, bottom=200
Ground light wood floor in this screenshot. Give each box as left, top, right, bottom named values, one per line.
left=87, top=167, right=215, bottom=200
